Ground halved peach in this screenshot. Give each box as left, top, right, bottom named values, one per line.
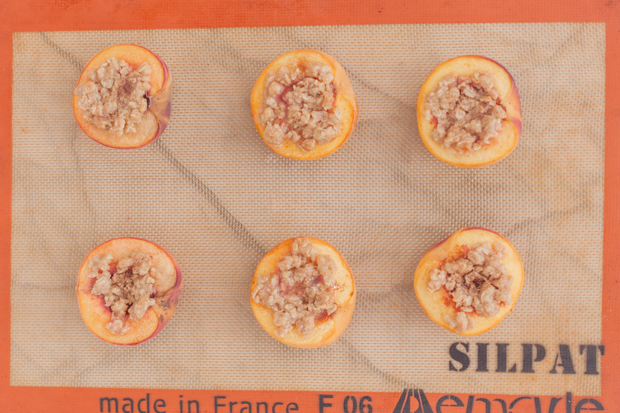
left=250, top=50, right=358, bottom=160
left=77, top=237, right=182, bottom=345
left=250, top=237, right=356, bottom=347
left=413, top=228, right=524, bottom=336
left=417, top=56, right=522, bottom=167
left=73, top=44, right=172, bottom=149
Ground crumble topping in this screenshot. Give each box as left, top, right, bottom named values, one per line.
left=427, top=242, right=513, bottom=333
left=423, top=72, right=507, bottom=153
left=260, top=64, right=342, bottom=152
left=74, top=57, right=152, bottom=135
left=87, top=249, right=157, bottom=335
left=251, top=237, right=339, bottom=338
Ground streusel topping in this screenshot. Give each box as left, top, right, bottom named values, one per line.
left=75, top=57, right=151, bottom=135
left=252, top=237, right=339, bottom=338
left=423, top=72, right=507, bottom=153
left=260, top=64, right=341, bottom=152
left=427, top=242, right=512, bottom=333
left=88, top=249, right=157, bottom=335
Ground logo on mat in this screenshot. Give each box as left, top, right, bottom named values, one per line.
left=392, top=389, right=433, bottom=413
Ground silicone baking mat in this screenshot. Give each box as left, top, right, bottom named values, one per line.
left=10, top=23, right=605, bottom=397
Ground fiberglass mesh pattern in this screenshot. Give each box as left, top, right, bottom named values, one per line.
left=11, top=23, right=604, bottom=395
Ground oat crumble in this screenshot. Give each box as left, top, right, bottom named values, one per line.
left=251, top=237, right=339, bottom=338
left=427, top=242, right=513, bottom=333
left=260, top=64, right=342, bottom=151
left=423, top=72, right=507, bottom=153
left=88, top=249, right=157, bottom=335
left=75, top=57, right=152, bottom=135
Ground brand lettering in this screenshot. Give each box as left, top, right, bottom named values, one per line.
left=391, top=391, right=604, bottom=413
left=448, top=343, right=604, bottom=375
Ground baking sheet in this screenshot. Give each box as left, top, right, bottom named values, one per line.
left=11, top=23, right=605, bottom=395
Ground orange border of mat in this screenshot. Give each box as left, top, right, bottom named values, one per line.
left=0, top=1, right=618, bottom=412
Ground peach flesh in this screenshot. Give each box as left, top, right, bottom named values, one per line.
left=77, top=237, right=182, bottom=345
left=417, top=56, right=522, bottom=168
left=250, top=237, right=356, bottom=348
left=413, top=228, right=524, bottom=336
left=73, top=44, right=172, bottom=149
left=251, top=50, right=358, bottom=160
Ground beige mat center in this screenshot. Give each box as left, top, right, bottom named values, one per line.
left=10, top=23, right=605, bottom=395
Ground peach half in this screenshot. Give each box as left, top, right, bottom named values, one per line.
left=413, top=228, right=524, bottom=336
left=77, top=238, right=182, bottom=345
left=417, top=56, right=522, bottom=167
left=73, top=44, right=172, bottom=149
left=251, top=50, right=358, bottom=160
left=250, top=237, right=356, bottom=347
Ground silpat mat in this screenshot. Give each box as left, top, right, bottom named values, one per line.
left=11, top=23, right=604, bottom=396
